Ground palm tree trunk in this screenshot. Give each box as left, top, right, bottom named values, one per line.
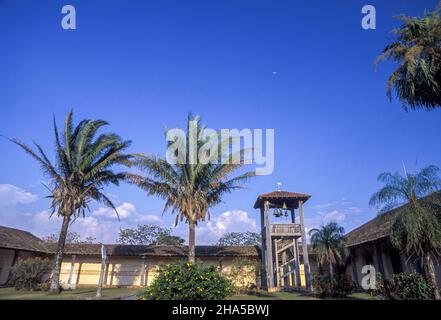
left=188, top=221, right=196, bottom=263
left=329, top=262, right=334, bottom=282
left=49, top=215, right=70, bottom=293
left=423, top=252, right=440, bottom=300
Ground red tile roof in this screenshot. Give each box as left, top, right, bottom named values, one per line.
left=0, top=225, right=48, bottom=252
left=49, top=244, right=261, bottom=257
left=254, top=190, right=311, bottom=209
left=0, top=226, right=260, bottom=257
left=345, top=191, right=441, bottom=247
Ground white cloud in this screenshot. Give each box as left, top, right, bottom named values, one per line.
left=305, top=198, right=368, bottom=235
left=30, top=210, right=123, bottom=243
left=0, top=184, right=38, bottom=207
left=309, top=201, right=338, bottom=210
left=348, top=206, right=362, bottom=213
left=138, top=214, right=162, bottom=223
left=92, top=202, right=162, bottom=224
left=319, top=209, right=346, bottom=224
left=93, top=202, right=136, bottom=219
left=29, top=210, right=62, bottom=237
left=187, top=210, right=259, bottom=244
left=8, top=200, right=164, bottom=243
left=76, top=216, right=100, bottom=236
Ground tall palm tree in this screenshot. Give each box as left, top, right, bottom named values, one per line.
left=127, top=114, right=254, bottom=262
left=369, top=165, right=441, bottom=299
left=309, top=222, right=347, bottom=281
left=376, top=3, right=441, bottom=110
left=10, top=112, right=132, bottom=293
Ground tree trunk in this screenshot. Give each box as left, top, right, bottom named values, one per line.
left=188, top=221, right=196, bottom=263
left=423, top=252, right=440, bottom=300
left=329, top=262, right=334, bottom=283
left=49, top=215, right=70, bottom=293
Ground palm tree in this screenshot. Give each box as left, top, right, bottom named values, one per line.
left=10, top=112, right=132, bottom=293
left=309, top=222, right=347, bottom=281
left=127, top=114, right=254, bottom=262
left=376, top=3, right=441, bottom=110
left=369, top=165, right=441, bottom=299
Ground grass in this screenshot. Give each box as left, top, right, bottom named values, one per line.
left=230, top=291, right=319, bottom=300
left=0, top=287, right=140, bottom=300
left=229, top=291, right=374, bottom=300
left=348, top=292, right=376, bottom=300
left=0, top=287, right=374, bottom=300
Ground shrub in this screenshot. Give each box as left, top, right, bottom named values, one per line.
left=372, top=271, right=433, bottom=300
left=10, top=257, right=51, bottom=291
left=139, top=261, right=233, bottom=300
left=312, top=274, right=355, bottom=298
left=312, top=275, right=333, bottom=298
left=333, top=274, right=356, bottom=297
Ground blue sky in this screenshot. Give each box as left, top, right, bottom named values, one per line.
left=0, top=0, right=440, bottom=244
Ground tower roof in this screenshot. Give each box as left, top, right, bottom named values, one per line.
left=253, top=190, right=311, bottom=209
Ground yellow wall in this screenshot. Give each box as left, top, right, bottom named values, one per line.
left=223, top=262, right=258, bottom=289
left=59, top=255, right=260, bottom=288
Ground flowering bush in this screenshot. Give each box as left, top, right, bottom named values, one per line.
left=139, top=261, right=233, bottom=300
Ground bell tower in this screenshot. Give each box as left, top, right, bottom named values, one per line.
left=254, top=190, right=311, bottom=290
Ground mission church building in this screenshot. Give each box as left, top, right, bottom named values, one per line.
left=1, top=190, right=441, bottom=289
left=344, top=191, right=441, bottom=287
left=0, top=225, right=261, bottom=288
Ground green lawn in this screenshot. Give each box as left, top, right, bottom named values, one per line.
left=230, top=291, right=374, bottom=300
left=0, top=287, right=373, bottom=300
left=0, top=287, right=140, bottom=300
left=230, top=291, right=319, bottom=300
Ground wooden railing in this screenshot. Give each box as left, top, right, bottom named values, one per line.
left=270, top=223, right=301, bottom=237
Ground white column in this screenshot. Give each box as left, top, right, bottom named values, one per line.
left=260, top=206, right=267, bottom=289
left=67, top=254, right=76, bottom=286
left=299, top=201, right=311, bottom=289
left=275, top=239, right=280, bottom=287
left=140, top=256, right=146, bottom=287
left=264, top=201, right=274, bottom=289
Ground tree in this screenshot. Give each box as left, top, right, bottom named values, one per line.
left=43, top=231, right=96, bottom=244
left=127, top=114, right=254, bottom=262
left=10, top=111, right=132, bottom=293
left=376, top=2, right=441, bottom=110
left=369, top=165, right=441, bottom=299
left=308, top=222, right=347, bottom=282
left=117, top=224, right=184, bottom=245
left=217, top=231, right=261, bottom=246
left=156, top=234, right=185, bottom=245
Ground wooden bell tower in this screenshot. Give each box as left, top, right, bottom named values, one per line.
left=254, top=190, right=312, bottom=290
